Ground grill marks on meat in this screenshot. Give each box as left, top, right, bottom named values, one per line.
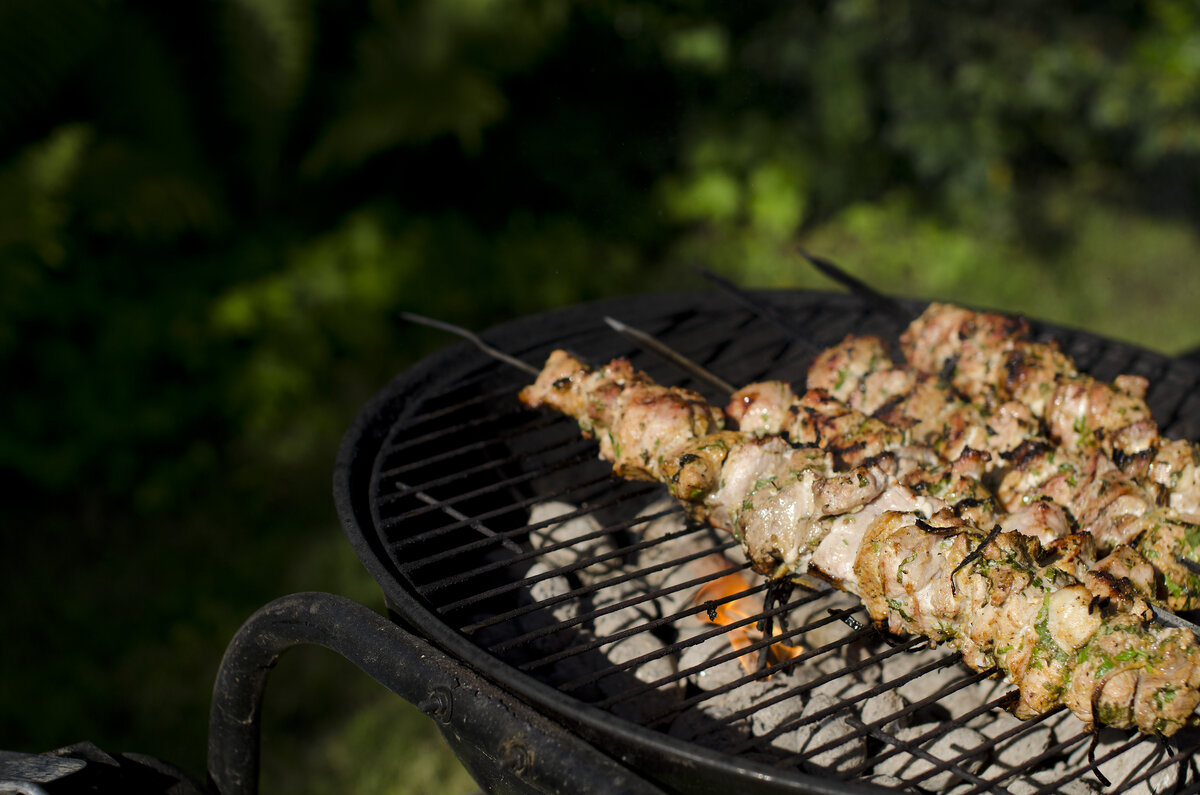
left=519, top=350, right=724, bottom=482
left=728, top=344, right=1190, bottom=608
left=899, top=303, right=1200, bottom=604
left=520, top=348, right=1200, bottom=735
left=900, top=304, right=1031, bottom=409
left=856, top=513, right=1200, bottom=735
left=807, top=335, right=1042, bottom=465
left=727, top=382, right=908, bottom=469
left=521, top=351, right=890, bottom=578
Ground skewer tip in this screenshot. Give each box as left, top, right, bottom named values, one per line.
left=400, top=311, right=539, bottom=376
left=603, top=315, right=736, bottom=396
left=603, top=316, right=629, bottom=334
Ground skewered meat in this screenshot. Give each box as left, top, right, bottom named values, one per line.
left=857, top=512, right=1200, bottom=735
left=894, top=304, right=1200, bottom=604
left=807, top=334, right=1042, bottom=463
left=519, top=349, right=725, bottom=482
left=712, top=355, right=1170, bottom=607
left=792, top=322, right=1200, bottom=607
left=899, top=304, right=1170, bottom=481
left=728, top=381, right=910, bottom=469
left=520, top=350, right=1200, bottom=735
left=520, top=350, right=889, bottom=576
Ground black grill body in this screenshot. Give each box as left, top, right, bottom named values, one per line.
left=223, top=290, right=1200, bottom=794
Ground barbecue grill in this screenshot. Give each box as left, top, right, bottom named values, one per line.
left=204, top=288, right=1200, bottom=795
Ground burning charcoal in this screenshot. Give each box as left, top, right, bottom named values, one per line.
left=866, top=775, right=905, bottom=789
left=860, top=688, right=906, bottom=732
left=589, top=576, right=661, bottom=638
left=668, top=699, right=753, bottom=751
left=1062, top=730, right=1179, bottom=795
left=873, top=725, right=987, bottom=791
left=971, top=674, right=1018, bottom=711
left=880, top=645, right=961, bottom=711
left=748, top=679, right=809, bottom=754
left=677, top=627, right=757, bottom=691
left=840, top=639, right=884, bottom=686
left=810, top=676, right=868, bottom=704
left=750, top=689, right=820, bottom=756
left=527, top=500, right=618, bottom=581
left=597, top=632, right=683, bottom=724
left=799, top=693, right=867, bottom=775
left=937, top=676, right=999, bottom=722
left=792, top=594, right=862, bottom=665
left=631, top=500, right=694, bottom=577
left=642, top=533, right=736, bottom=617
left=813, top=649, right=860, bottom=680
left=1025, top=771, right=1102, bottom=795
left=981, top=712, right=1054, bottom=772
left=524, top=561, right=581, bottom=624
left=654, top=557, right=719, bottom=618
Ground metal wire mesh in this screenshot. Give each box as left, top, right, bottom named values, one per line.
left=360, top=291, right=1200, bottom=794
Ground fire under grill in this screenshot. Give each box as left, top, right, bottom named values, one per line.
left=332, top=290, right=1200, bottom=795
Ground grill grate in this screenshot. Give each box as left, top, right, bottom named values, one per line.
left=354, top=290, right=1200, bottom=794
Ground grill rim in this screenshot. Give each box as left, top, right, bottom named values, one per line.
left=333, top=288, right=1200, bottom=794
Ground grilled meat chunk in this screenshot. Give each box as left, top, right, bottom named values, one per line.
left=728, top=383, right=908, bottom=469
left=856, top=513, right=1200, bottom=735
left=519, top=350, right=724, bottom=482
left=899, top=303, right=1030, bottom=408
left=809, top=335, right=1044, bottom=464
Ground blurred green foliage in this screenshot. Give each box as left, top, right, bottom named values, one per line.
left=4, top=1, right=1200, bottom=792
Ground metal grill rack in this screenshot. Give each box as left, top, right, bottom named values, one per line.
left=326, top=289, right=1200, bottom=795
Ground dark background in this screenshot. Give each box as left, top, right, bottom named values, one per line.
left=4, top=1, right=1200, bottom=792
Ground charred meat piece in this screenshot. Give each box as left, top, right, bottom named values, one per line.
left=899, top=304, right=1190, bottom=510
left=856, top=513, right=1200, bottom=735
left=519, top=349, right=725, bottom=482
left=806, top=335, right=1043, bottom=464
left=899, top=303, right=1030, bottom=408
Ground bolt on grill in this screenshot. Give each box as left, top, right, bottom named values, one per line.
left=336, top=290, right=1200, bottom=795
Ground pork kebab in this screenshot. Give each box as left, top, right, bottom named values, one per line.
left=719, top=375, right=1163, bottom=618
left=727, top=312, right=1200, bottom=609
left=519, top=349, right=1200, bottom=736
left=896, top=304, right=1199, bottom=514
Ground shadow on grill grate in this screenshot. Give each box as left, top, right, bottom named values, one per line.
left=355, top=291, right=1200, bottom=795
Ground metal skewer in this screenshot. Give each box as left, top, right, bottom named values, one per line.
left=692, top=267, right=819, bottom=354
left=603, top=316, right=736, bottom=396
left=795, top=247, right=911, bottom=323
left=1175, top=556, right=1200, bottom=577
left=1150, top=603, right=1200, bottom=640
left=401, top=311, right=539, bottom=376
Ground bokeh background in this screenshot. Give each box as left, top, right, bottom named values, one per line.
left=4, top=1, right=1200, bottom=793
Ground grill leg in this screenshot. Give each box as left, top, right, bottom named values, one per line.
left=207, top=591, right=664, bottom=795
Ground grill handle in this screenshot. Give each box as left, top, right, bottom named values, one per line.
left=207, top=591, right=666, bottom=795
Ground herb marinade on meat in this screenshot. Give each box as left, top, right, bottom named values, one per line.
left=859, top=512, right=1200, bottom=736
left=897, top=304, right=1200, bottom=606
left=519, top=348, right=1200, bottom=736
left=732, top=309, right=1200, bottom=609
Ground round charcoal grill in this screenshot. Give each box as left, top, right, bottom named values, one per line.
left=211, top=290, right=1200, bottom=795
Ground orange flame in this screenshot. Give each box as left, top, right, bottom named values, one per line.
left=693, top=562, right=804, bottom=675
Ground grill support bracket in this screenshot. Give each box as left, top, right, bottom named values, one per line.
left=207, top=591, right=666, bottom=795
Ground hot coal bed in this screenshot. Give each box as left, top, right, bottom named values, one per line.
left=8, top=290, right=1200, bottom=795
